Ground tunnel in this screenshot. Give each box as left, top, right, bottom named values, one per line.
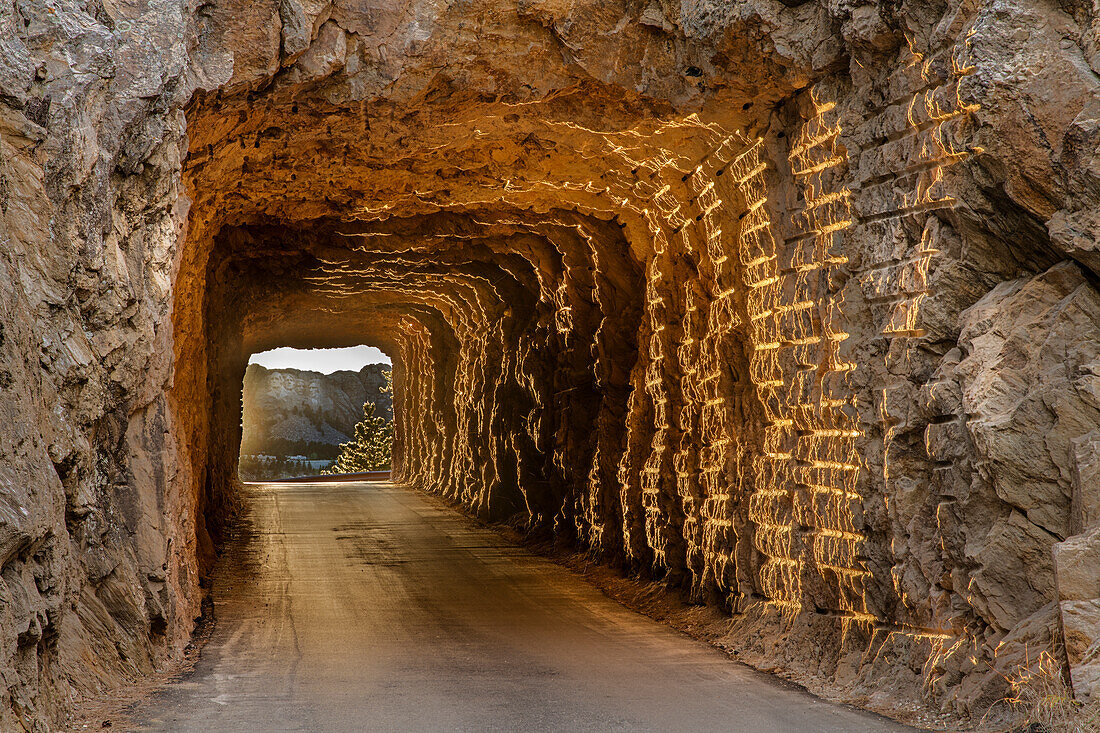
left=170, top=67, right=1054, bottom=713
left=1, top=0, right=1099, bottom=728
left=177, top=86, right=800, bottom=599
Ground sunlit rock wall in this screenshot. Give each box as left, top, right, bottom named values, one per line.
left=0, top=0, right=1097, bottom=728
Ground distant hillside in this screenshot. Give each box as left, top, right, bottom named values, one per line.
left=240, top=363, right=392, bottom=458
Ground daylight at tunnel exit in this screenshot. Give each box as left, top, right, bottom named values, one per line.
left=1, top=0, right=1098, bottom=731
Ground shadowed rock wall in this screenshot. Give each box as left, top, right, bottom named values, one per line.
left=0, top=0, right=1097, bottom=728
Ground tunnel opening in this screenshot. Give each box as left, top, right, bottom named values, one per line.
left=165, top=59, right=910, bottom=647
left=173, top=78, right=783, bottom=610
left=237, top=346, right=394, bottom=481
left=171, top=81, right=692, bottom=564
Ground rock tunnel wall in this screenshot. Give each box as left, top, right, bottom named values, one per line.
left=0, top=0, right=1098, bottom=728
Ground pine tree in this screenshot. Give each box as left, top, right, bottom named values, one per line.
left=323, top=374, right=393, bottom=474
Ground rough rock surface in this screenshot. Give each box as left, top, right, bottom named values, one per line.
left=1056, top=526, right=1100, bottom=701
left=0, top=0, right=1097, bottom=729
left=240, top=363, right=392, bottom=453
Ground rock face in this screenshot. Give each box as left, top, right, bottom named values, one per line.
left=0, top=0, right=1098, bottom=728
left=240, top=363, right=392, bottom=454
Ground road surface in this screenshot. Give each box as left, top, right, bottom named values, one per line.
left=126, top=481, right=914, bottom=732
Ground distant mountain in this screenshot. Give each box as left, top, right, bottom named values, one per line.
left=240, top=363, right=392, bottom=457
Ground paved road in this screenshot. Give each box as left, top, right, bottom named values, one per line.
left=127, top=482, right=914, bottom=732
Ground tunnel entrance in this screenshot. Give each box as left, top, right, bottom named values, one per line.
left=177, top=82, right=786, bottom=612
left=159, top=46, right=1021, bottom=721
left=237, top=346, right=393, bottom=481
left=166, top=50, right=892, bottom=642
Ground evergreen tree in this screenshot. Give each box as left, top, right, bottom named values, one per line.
left=324, top=374, right=394, bottom=474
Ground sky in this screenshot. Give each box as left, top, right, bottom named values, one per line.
left=248, top=345, right=391, bottom=373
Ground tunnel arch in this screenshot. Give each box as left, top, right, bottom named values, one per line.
left=173, top=69, right=843, bottom=621
left=167, top=60, right=969, bottom=719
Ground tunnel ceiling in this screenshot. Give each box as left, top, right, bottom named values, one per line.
left=1, top=0, right=1099, bottom=728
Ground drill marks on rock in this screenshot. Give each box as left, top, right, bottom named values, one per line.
left=599, top=123, right=763, bottom=592
left=739, top=133, right=802, bottom=615
left=860, top=37, right=980, bottom=183
left=781, top=89, right=870, bottom=625
left=672, top=133, right=762, bottom=603
left=736, top=91, right=869, bottom=622
left=636, top=154, right=686, bottom=578
left=854, top=30, right=981, bottom=343
left=847, top=29, right=988, bottom=676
